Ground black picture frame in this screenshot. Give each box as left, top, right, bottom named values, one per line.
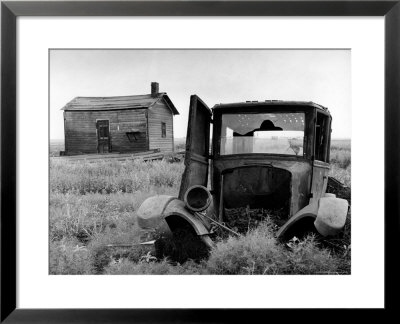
left=1, top=0, right=399, bottom=322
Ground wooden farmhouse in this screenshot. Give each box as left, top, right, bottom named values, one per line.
left=61, top=82, right=179, bottom=155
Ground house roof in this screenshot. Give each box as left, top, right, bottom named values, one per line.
left=61, top=93, right=179, bottom=115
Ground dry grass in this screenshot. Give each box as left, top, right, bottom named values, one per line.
left=49, top=139, right=351, bottom=275
left=50, top=159, right=184, bottom=194
left=329, top=140, right=351, bottom=187
left=102, top=222, right=343, bottom=275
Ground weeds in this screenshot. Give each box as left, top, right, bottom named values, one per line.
left=49, top=192, right=136, bottom=243
left=330, top=147, right=351, bottom=169
left=104, top=258, right=205, bottom=275
left=206, top=222, right=287, bottom=274
left=50, top=159, right=183, bottom=194
left=205, top=223, right=342, bottom=275
left=49, top=238, right=93, bottom=275
left=49, top=140, right=351, bottom=275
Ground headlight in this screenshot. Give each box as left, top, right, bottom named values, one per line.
left=184, top=185, right=212, bottom=212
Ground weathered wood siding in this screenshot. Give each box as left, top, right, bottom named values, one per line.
left=148, top=101, right=174, bottom=153
left=64, top=109, right=148, bottom=154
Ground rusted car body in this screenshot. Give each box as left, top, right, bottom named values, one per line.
left=137, top=95, right=348, bottom=255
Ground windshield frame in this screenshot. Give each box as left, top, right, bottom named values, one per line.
left=213, top=106, right=315, bottom=160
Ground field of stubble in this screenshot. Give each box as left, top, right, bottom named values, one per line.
left=49, top=139, right=351, bottom=275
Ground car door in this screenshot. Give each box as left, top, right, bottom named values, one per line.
left=178, top=95, right=212, bottom=200
left=311, top=111, right=331, bottom=200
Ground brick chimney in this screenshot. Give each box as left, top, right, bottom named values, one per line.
left=151, top=82, right=159, bottom=97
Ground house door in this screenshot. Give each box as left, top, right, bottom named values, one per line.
left=97, top=120, right=110, bottom=153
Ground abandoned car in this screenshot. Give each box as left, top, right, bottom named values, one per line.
left=137, top=96, right=349, bottom=260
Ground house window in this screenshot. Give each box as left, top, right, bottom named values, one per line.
left=126, top=131, right=141, bottom=142
left=161, top=122, right=166, bottom=138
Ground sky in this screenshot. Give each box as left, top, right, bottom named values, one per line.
left=50, top=49, right=351, bottom=139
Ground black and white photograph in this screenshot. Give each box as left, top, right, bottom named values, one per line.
left=2, top=0, right=398, bottom=319
left=49, top=49, right=351, bottom=275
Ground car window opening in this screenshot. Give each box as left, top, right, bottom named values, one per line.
left=220, top=112, right=305, bottom=156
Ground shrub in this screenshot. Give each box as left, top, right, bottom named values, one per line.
left=285, top=235, right=340, bottom=274
left=49, top=238, right=92, bottom=275
left=330, top=148, right=351, bottom=169
left=87, top=227, right=144, bottom=273
left=206, top=222, right=287, bottom=274
left=206, top=223, right=343, bottom=275
left=49, top=192, right=136, bottom=242
left=104, top=258, right=205, bottom=275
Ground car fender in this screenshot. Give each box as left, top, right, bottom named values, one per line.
left=137, top=195, right=176, bottom=233
left=314, top=197, right=348, bottom=236
left=276, top=196, right=348, bottom=239
left=137, top=195, right=213, bottom=247
left=164, top=199, right=214, bottom=248
left=163, top=199, right=212, bottom=236
left=276, top=201, right=319, bottom=239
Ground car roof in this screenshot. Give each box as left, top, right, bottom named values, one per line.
left=212, top=100, right=329, bottom=113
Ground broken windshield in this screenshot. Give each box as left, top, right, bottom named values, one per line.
left=220, top=112, right=305, bottom=156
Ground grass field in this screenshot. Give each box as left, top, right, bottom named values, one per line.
left=49, top=139, right=351, bottom=275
